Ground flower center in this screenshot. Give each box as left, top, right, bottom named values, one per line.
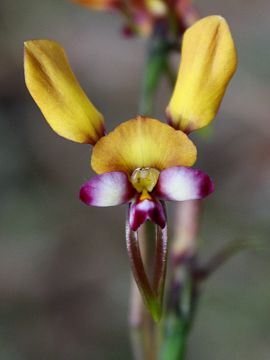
left=130, top=167, right=160, bottom=200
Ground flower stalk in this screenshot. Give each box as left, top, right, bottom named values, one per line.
left=128, top=223, right=160, bottom=360
left=128, top=24, right=174, bottom=356
left=139, top=20, right=178, bottom=116
left=160, top=200, right=201, bottom=360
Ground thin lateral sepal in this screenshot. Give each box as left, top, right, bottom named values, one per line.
left=153, top=203, right=168, bottom=316
left=126, top=209, right=162, bottom=322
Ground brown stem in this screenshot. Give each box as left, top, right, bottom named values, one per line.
left=153, top=222, right=168, bottom=307
left=128, top=223, right=157, bottom=360
left=195, top=238, right=261, bottom=282
left=129, top=277, right=147, bottom=360
left=172, top=200, right=201, bottom=264
left=126, top=222, right=157, bottom=314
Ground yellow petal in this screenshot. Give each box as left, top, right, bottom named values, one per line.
left=91, top=116, right=197, bottom=174
left=71, top=0, right=120, bottom=10
left=24, top=40, right=105, bottom=144
left=167, top=16, right=237, bottom=132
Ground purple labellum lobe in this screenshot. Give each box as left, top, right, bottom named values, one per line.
left=129, top=197, right=166, bottom=231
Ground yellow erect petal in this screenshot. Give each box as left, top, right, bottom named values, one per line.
left=91, top=116, right=197, bottom=174
left=71, top=0, right=120, bottom=10
left=167, top=16, right=237, bottom=133
left=24, top=40, right=105, bottom=144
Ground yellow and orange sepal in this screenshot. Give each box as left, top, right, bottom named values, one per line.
left=167, top=16, right=237, bottom=133
left=24, top=40, right=105, bottom=144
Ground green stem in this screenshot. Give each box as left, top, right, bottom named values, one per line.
left=160, top=267, right=196, bottom=360
left=139, top=52, right=167, bottom=116
left=139, top=24, right=173, bottom=116
left=160, top=201, right=202, bottom=360
left=160, top=317, right=188, bottom=360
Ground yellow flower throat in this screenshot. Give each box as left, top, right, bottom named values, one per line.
left=130, top=167, right=160, bottom=201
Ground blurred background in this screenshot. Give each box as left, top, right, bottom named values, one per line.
left=0, top=0, right=270, bottom=359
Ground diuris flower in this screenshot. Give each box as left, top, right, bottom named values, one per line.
left=24, top=16, right=237, bottom=319
left=83, top=116, right=208, bottom=231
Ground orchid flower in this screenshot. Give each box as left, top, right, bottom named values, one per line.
left=24, top=16, right=237, bottom=320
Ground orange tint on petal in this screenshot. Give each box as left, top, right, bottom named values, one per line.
left=24, top=40, right=105, bottom=144
left=167, top=16, right=237, bottom=132
left=91, top=116, right=197, bottom=174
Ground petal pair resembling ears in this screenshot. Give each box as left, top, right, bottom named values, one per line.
left=24, top=40, right=105, bottom=144
left=167, top=15, right=237, bottom=133
left=24, top=16, right=237, bottom=145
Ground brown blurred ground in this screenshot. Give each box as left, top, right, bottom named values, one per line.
left=0, top=0, right=270, bottom=359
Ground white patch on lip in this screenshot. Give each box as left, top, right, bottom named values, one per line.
left=80, top=172, right=134, bottom=206
left=94, top=173, right=128, bottom=205
left=156, top=166, right=213, bottom=201
left=136, top=200, right=155, bottom=211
